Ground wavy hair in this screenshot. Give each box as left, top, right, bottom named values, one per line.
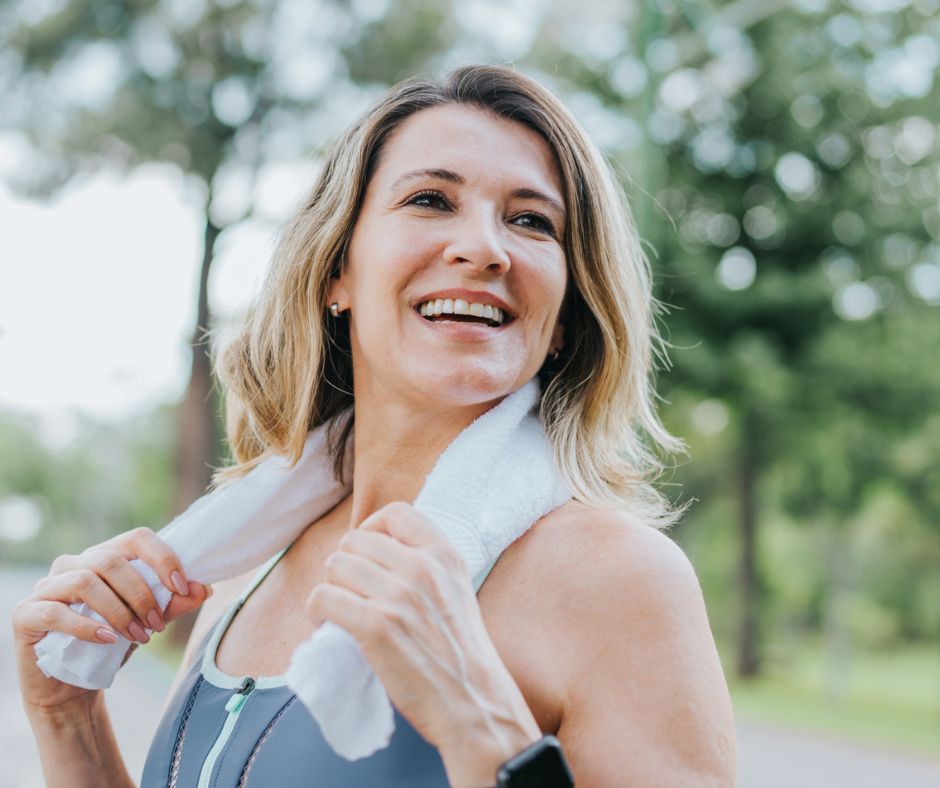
left=212, top=64, right=682, bottom=528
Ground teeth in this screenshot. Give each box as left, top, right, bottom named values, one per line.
left=416, top=298, right=507, bottom=325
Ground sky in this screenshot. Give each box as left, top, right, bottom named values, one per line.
left=0, top=155, right=314, bottom=447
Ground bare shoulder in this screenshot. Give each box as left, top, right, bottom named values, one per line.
left=521, top=501, right=737, bottom=787
left=515, top=500, right=702, bottom=614
left=530, top=500, right=695, bottom=585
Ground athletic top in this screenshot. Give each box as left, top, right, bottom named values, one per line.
left=141, top=544, right=500, bottom=788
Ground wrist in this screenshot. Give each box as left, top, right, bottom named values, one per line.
left=439, top=710, right=542, bottom=788
left=25, top=692, right=103, bottom=730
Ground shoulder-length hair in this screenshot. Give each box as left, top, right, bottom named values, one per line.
left=212, top=64, right=682, bottom=528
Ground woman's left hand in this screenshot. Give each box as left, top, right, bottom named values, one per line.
left=307, top=501, right=541, bottom=784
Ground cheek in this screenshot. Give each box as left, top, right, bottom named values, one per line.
left=526, top=252, right=568, bottom=322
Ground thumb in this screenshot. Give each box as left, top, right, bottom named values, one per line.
left=164, top=581, right=213, bottom=623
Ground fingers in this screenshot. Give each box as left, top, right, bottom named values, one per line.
left=163, top=581, right=212, bottom=623
left=337, top=528, right=463, bottom=596
left=79, top=547, right=164, bottom=635
left=324, top=551, right=405, bottom=602
left=50, top=528, right=191, bottom=604
left=13, top=598, right=124, bottom=647
left=359, top=502, right=440, bottom=548
left=110, top=527, right=191, bottom=597
left=16, top=529, right=208, bottom=657
left=32, top=570, right=151, bottom=643
left=306, top=582, right=385, bottom=646
left=359, top=503, right=464, bottom=571
left=337, top=530, right=414, bottom=572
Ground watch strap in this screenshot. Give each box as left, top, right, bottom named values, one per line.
left=495, top=734, right=574, bottom=787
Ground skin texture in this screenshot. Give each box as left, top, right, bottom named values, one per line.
left=13, top=103, right=737, bottom=787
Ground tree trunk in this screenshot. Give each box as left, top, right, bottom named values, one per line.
left=168, top=208, right=221, bottom=646
left=173, top=210, right=222, bottom=516
left=822, top=523, right=852, bottom=703
left=737, top=427, right=761, bottom=678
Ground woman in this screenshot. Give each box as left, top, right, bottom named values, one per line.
left=14, top=65, right=736, bottom=786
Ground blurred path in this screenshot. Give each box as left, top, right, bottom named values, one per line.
left=4, top=566, right=940, bottom=787
left=736, top=719, right=940, bottom=787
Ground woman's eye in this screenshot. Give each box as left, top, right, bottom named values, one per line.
left=406, top=190, right=449, bottom=210
left=512, top=212, right=556, bottom=237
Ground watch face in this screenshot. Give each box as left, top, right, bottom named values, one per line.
left=497, top=736, right=574, bottom=788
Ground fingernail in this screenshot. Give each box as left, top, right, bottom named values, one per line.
left=146, top=609, right=164, bottom=632
left=96, top=628, right=118, bottom=643
left=171, top=571, right=189, bottom=596
left=128, top=620, right=150, bottom=644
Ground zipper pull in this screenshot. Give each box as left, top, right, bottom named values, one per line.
left=225, top=677, right=255, bottom=714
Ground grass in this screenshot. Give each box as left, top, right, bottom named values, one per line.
left=726, top=639, right=940, bottom=758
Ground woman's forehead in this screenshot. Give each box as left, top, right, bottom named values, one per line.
left=372, top=104, right=564, bottom=199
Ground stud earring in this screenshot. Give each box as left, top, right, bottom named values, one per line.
left=329, top=303, right=340, bottom=317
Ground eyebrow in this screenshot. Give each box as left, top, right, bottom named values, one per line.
left=390, top=168, right=566, bottom=219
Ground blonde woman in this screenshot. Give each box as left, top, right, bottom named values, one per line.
left=14, top=65, right=736, bottom=787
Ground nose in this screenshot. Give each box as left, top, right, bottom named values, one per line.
left=442, top=207, right=511, bottom=275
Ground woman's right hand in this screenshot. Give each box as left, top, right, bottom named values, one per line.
left=12, top=526, right=211, bottom=715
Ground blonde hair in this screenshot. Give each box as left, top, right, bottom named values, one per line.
left=212, top=64, right=682, bottom=528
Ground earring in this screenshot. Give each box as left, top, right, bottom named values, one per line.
left=329, top=303, right=340, bottom=317
left=551, top=349, right=560, bottom=361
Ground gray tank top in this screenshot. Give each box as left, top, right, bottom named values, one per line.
left=141, top=545, right=500, bottom=787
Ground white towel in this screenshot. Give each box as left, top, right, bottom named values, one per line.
left=34, top=377, right=571, bottom=760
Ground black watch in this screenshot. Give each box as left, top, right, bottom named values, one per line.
left=495, top=734, right=574, bottom=787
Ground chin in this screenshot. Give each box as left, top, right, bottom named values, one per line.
left=405, top=360, right=529, bottom=407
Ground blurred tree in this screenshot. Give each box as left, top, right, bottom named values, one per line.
left=527, top=0, right=940, bottom=677
left=1, top=0, right=277, bottom=518
left=0, top=406, right=176, bottom=564
left=629, top=0, right=940, bottom=677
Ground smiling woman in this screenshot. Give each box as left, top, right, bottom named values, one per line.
left=14, top=65, right=736, bottom=788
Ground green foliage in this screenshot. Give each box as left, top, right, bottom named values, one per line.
left=0, top=408, right=176, bottom=564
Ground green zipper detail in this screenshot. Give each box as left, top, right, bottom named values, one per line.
left=196, top=677, right=255, bottom=788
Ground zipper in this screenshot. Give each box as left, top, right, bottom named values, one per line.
left=196, top=677, right=256, bottom=788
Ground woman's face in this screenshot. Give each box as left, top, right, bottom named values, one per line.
left=330, top=103, right=568, bottom=409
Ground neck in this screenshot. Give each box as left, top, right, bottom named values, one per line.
left=346, top=383, right=502, bottom=530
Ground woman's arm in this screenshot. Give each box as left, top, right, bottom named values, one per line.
left=552, top=512, right=737, bottom=787
left=24, top=693, right=136, bottom=788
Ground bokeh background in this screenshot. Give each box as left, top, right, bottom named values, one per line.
left=2, top=0, right=939, bottom=785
